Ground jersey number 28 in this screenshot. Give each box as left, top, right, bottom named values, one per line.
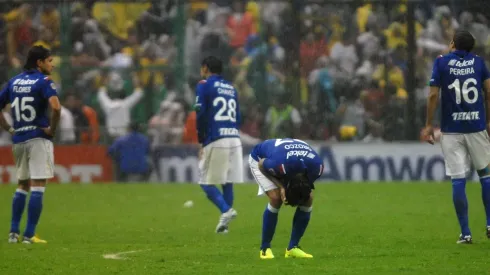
left=213, top=97, right=236, bottom=122
left=448, top=78, right=478, bottom=104
left=12, top=96, right=36, bottom=122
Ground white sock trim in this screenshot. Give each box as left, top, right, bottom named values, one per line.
left=299, top=206, right=312, bottom=212
left=267, top=203, right=280, bottom=213
left=481, top=175, right=490, bottom=179
left=31, top=187, right=45, bottom=193
left=15, top=189, right=28, bottom=195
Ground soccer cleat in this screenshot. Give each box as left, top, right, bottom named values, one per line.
left=215, top=208, right=237, bottom=233
left=456, top=234, right=472, bottom=244
left=285, top=246, right=313, bottom=258
left=486, top=226, right=490, bottom=239
left=260, top=248, right=275, bottom=259
left=8, top=233, right=19, bottom=244
left=22, top=235, right=47, bottom=244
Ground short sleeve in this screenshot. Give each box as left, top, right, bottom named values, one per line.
left=429, top=56, right=442, bottom=87
left=41, top=77, right=57, bottom=99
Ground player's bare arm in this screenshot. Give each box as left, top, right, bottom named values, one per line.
left=424, top=86, right=440, bottom=144
left=43, top=96, right=61, bottom=137
left=0, top=109, right=14, bottom=134
left=258, top=158, right=283, bottom=188
left=258, top=158, right=287, bottom=202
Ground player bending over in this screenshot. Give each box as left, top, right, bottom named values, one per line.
left=195, top=56, right=243, bottom=233
left=249, top=138, right=324, bottom=259
left=424, top=30, right=490, bottom=244
left=0, top=45, right=61, bottom=244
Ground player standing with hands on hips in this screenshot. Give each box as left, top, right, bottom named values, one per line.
left=0, top=45, right=61, bottom=244
left=249, top=138, right=324, bottom=259
left=195, top=56, right=243, bottom=234
left=424, top=30, right=490, bottom=244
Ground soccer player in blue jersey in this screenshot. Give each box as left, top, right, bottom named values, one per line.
left=249, top=138, right=324, bottom=259
left=195, top=56, right=243, bottom=233
left=424, top=30, right=490, bottom=244
left=0, top=45, right=61, bottom=244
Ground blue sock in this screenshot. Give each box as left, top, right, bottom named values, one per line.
left=222, top=183, right=234, bottom=207
left=23, top=187, right=45, bottom=238
left=452, top=178, right=471, bottom=236
left=201, top=185, right=230, bottom=213
left=261, top=203, right=279, bottom=250
left=480, top=177, right=490, bottom=226
left=10, top=189, right=28, bottom=234
left=288, top=206, right=312, bottom=250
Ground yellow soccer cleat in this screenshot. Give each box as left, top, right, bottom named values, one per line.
left=22, top=235, right=47, bottom=244
left=285, top=247, right=313, bottom=258
left=260, top=248, right=275, bottom=259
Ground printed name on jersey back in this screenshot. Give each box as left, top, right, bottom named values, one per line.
left=450, top=67, right=475, bottom=76
left=214, top=81, right=235, bottom=96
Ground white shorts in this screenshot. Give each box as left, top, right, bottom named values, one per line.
left=12, top=138, right=54, bottom=180
left=249, top=155, right=277, bottom=196
left=440, top=131, right=490, bottom=177
left=198, top=138, right=243, bottom=185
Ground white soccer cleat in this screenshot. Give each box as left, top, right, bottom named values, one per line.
left=456, top=234, right=472, bottom=244
left=8, top=233, right=19, bottom=244
left=215, top=208, right=237, bottom=233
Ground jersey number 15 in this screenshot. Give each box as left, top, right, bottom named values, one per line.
left=12, top=96, right=36, bottom=122
left=448, top=78, right=478, bottom=104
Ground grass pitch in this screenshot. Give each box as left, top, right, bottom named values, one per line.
left=0, top=182, right=489, bottom=275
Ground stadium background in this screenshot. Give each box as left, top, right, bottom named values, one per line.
left=0, top=0, right=486, bottom=183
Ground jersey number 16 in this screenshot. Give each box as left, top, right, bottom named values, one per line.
left=448, top=78, right=478, bottom=104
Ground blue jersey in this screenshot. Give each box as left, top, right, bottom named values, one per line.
left=251, top=138, right=324, bottom=186
left=0, top=70, right=58, bottom=143
left=195, top=75, right=241, bottom=146
left=430, top=50, right=490, bottom=133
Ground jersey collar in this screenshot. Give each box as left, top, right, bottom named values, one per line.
left=207, top=74, right=222, bottom=81
left=451, top=50, right=470, bottom=58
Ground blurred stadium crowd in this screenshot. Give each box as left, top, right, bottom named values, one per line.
left=0, top=0, right=489, bottom=147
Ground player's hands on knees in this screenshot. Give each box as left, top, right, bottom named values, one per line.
left=41, top=127, right=55, bottom=137
left=422, top=126, right=435, bottom=145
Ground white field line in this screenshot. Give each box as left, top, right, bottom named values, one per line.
left=102, top=249, right=150, bottom=260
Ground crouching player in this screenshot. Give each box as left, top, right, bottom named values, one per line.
left=249, top=138, right=324, bottom=259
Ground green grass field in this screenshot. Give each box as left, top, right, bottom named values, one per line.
left=0, top=182, right=489, bottom=275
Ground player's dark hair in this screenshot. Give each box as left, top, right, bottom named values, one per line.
left=453, top=30, right=475, bottom=52
left=201, top=56, right=223, bottom=75
left=284, top=173, right=311, bottom=207
left=24, top=45, right=51, bottom=71
left=129, top=122, right=141, bottom=133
